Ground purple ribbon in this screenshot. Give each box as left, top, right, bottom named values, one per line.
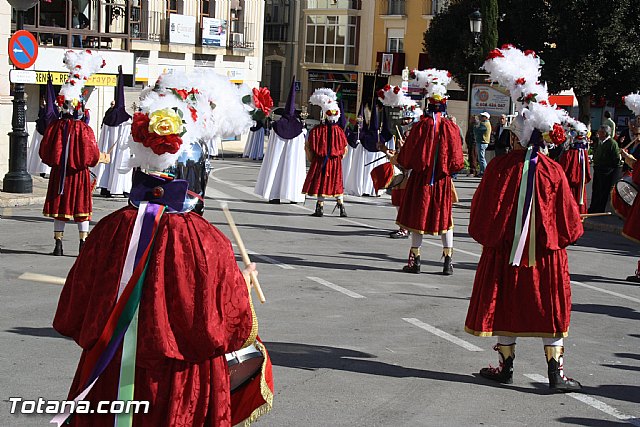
left=58, top=121, right=71, bottom=195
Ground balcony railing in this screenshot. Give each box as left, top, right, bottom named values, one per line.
left=129, top=9, right=162, bottom=42
left=230, top=23, right=255, bottom=49
left=16, top=0, right=132, bottom=50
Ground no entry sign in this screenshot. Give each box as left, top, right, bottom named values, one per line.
left=8, top=30, right=38, bottom=70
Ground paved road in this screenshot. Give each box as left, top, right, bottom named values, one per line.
left=1, top=157, right=639, bottom=426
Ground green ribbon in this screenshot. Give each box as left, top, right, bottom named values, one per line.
left=509, top=147, right=533, bottom=264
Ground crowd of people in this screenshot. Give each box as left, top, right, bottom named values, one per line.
left=24, top=42, right=640, bottom=425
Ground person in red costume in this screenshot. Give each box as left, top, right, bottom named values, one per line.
left=50, top=70, right=274, bottom=427
left=40, top=105, right=99, bottom=256
left=465, top=45, right=583, bottom=392
left=393, top=69, right=464, bottom=275
left=618, top=95, right=640, bottom=283
left=303, top=88, right=349, bottom=217
left=557, top=119, right=592, bottom=214
left=40, top=50, right=104, bottom=256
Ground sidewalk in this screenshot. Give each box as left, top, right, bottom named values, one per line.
left=0, top=176, right=48, bottom=208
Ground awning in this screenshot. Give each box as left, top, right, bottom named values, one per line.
left=549, top=95, right=578, bottom=107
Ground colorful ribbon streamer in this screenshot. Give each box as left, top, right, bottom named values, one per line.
left=430, top=112, right=441, bottom=186
left=509, top=146, right=539, bottom=266
left=51, top=202, right=165, bottom=427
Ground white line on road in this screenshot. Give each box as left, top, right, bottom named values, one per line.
left=571, top=281, right=640, bottom=305
left=524, top=374, right=640, bottom=426
left=402, top=317, right=483, bottom=352
left=18, top=272, right=66, bottom=285
left=307, top=276, right=366, bottom=299
left=247, top=249, right=295, bottom=270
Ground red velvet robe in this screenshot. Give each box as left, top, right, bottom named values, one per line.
left=557, top=147, right=591, bottom=214
left=40, top=119, right=99, bottom=221
left=395, top=114, right=464, bottom=234
left=465, top=150, right=583, bottom=337
left=53, top=207, right=255, bottom=426
left=302, top=123, right=348, bottom=197
left=622, top=166, right=640, bottom=242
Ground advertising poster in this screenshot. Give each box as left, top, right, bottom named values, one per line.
left=169, top=14, right=196, bottom=45
left=202, top=17, right=227, bottom=47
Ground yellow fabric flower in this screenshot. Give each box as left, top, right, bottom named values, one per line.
left=432, top=94, right=443, bottom=102
left=148, top=108, right=184, bottom=135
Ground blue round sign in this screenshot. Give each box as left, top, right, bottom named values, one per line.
left=9, top=30, right=38, bottom=69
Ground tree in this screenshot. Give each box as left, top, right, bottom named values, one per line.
left=424, top=0, right=640, bottom=124
left=481, top=0, right=499, bottom=59
left=423, top=0, right=484, bottom=90
left=498, top=0, right=640, bottom=125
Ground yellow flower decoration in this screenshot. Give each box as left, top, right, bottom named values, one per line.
left=148, top=108, right=184, bottom=136
left=432, top=94, right=444, bottom=102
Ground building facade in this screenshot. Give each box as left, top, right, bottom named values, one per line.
left=0, top=0, right=264, bottom=179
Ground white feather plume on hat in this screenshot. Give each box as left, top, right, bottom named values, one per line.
left=377, top=86, right=416, bottom=108
left=59, top=49, right=105, bottom=108
left=128, top=69, right=253, bottom=171
left=483, top=45, right=565, bottom=145
left=310, top=88, right=341, bottom=122
left=411, top=68, right=452, bottom=103
left=624, top=93, right=640, bottom=116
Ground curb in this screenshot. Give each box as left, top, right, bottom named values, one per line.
left=0, top=195, right=46, bottom=208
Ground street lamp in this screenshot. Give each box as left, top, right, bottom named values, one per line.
left=3, top=0, right=39, bottom=194
left=469, top=8, right=482, bottom=44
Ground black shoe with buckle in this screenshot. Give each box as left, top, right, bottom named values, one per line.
left=443, top=255, right=453, bottom=275
left=338, top=203, right=347, bottom=217
left=52, top=239, right=63, bottom=256
left=480, top=344, right=515, bottom=384
left=268, top=199, right=281, bottom=204
left=389, top=229, right=409, bottom=239
left=545, top=346, right=582, bottom=392
left=311, top=202, right=323, bottom=217
left=402, top=251, right=420, bottom=273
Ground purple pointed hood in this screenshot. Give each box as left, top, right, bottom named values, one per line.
left=272, top=77, right=304, bottom=139
left=36, top=73, right=59, bottom=135
left=380, top=107, right=393, bottom=141
left=361, top=104, right=381, bottom=152
left=337, top=98, right=347, bottom=129
left=103, top=66, right=132, bottom=127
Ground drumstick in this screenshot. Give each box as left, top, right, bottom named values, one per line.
left=221, top=203, right=266, bottom=303
left=580, top=212, right=612, bottom=218
left=623, top=136, right=640, bottom=151
left=395, top=125, right=405, bottom=144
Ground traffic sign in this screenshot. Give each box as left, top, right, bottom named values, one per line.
left=8, top=30, right=38, bottom=70
left=9, top=69, right=36, bottom=84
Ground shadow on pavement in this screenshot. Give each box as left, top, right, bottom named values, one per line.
left=570, top=273, right=640, bottom=288
left=572, top=303, right=640, bottom=321
left=555, top=417, right=628, bottom=426
left=265, top=341, right=550, bottom=396
left=5, top=327, right=71, bottom=340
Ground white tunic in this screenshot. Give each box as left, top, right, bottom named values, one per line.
left=343, top=143, right=380, bottom=196
left=254, top=130, right=306, bottom=203
left=92, top=121, right=133, bottom=195
left=27, top=130, right=51, bottom=175
left=243, top=127, right=265, bottom=160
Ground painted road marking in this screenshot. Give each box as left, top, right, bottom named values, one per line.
left=571, top=281, right=640, bottom=305
left=247, top=249, right=295, bottom=270
left=524, top=374, right=640, bottom=426
left=308, top=276, right=366, bottom=299
left=402, top=317, right=483, bottom=352
left=18, top=272, right=66, bottom=285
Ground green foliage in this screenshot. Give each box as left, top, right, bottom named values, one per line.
left=423, top=0, right=483, bottom=90
left=481, top=0, right=499, bottom=58
left=424, top=0, right=640, bottom=122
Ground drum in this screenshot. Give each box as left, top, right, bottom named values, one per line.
left=370, top=163, right=406, bottom=192
left=615, top=175, right=639, bottom=207
left=226, top=343, right=264, bottom=392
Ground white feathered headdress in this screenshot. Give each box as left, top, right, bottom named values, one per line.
left=377, top=85, right=415, bottom=108
left=410, top=68, right=452, bottom=104
left=128, top=69, right=253, bottom=171
left=59, top=49, right=105, bottom=110
left=310, top=88, right=341, bottom=123
left=624, top=93, right=640, bottom=116
left=483, top=44, right=565, bottom=146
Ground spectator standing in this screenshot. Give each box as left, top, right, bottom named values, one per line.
left=465, top=115, right=479, bottom=176
left=603, top=111, right=616, bottom=141
left=474, top=112, right=492, bottom=176
left=494, top=114, right=512, bottom=157
left=588, top=125, right=621, bottom=213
